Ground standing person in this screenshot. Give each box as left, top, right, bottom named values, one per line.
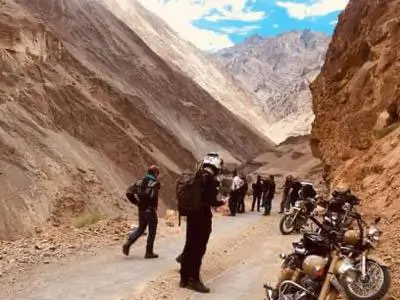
left=280, top=175, right=293, bottom=213
left=263, top=175, right=276, bottom=215
left=229, top=169, right=243, bottom=216
left=123, top=165, right=160, bottom=259
left=251, top=175, right=263, bottom=212
left=237, top=173, right=248, bottom=213
left=179, top=154, right=226, bottom=293
left=288, top=177, right=302, bottom=207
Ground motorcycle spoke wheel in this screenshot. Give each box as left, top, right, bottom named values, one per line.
left=347, top=260, right=385, bottom=297
left=283, top=216, right=295, bottom=231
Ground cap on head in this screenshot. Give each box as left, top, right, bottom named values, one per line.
left=148, top=165, right=160, bottom=176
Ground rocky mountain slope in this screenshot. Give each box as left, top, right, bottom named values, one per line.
left=101, top=0, right=272, bottom=144
left=0, top=0, right=273, bottom=239
left=311, top=0, right=400, bottom=296
left=213, top=31, right=330, bottom=143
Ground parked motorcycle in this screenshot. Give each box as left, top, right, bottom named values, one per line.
left=319, top=188, right=361, bottom=230
left=339, top=215, right=391, bottom=300
left=281, top=188, right=360, bottom=236
left=279, top=198, right=317, bottom=235
left=279, top=183, right=318, bottom=235
left=266, top=214, right=391, bottom=300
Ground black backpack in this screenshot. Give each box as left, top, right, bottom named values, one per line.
left=176, top=169, right=203, bottom=222
left=126, top=177, right=150, bottom=205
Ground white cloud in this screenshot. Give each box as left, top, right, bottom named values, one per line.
left=220, top=25, right=260, bottom=35
left=137, top=0, right=266, bottom=52
left=330, top=20, right=338, bottom=25
left=276, top=0, right=349, bottom=20
left=272, top=23, right=279, bottom=28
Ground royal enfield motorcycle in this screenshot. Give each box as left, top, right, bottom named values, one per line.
left=339, top=215, right=391, bottom=300
left=266, top=215, right=391, bottom=300
left=279, top=198, right=317, bottom=235
left=318, top=188, right=361, bottom=230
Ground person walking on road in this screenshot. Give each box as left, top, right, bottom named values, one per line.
left=263, top=175, right=276, bottom=215
left=280, top=175, right=293, bottom=213
left=179, top=154, right=226, bottom=293
left=122, top=165, right=161, bottom=259
left=229, top=169, right=243, bottom=216
left=251, top=175, right=263, bottom=212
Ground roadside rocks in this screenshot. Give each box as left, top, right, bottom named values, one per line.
left=0, top=216, right=174, bottom=283
left=0, top=218, right=131, bottom=281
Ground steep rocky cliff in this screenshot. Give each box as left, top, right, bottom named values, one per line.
left=311, top=0, right=400, bottom=296
left=214, top=31, right=330, bottom=143
left=0, top=0, right=272, bottom=239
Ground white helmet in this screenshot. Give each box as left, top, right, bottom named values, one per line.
left=202, top=152, right=223, bottom=170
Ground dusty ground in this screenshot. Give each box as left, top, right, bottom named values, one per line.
left=0, top=199, right=297, bottom=300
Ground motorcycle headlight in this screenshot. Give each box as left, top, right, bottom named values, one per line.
left=336, top=259, right=360, bottom=283
left=367, top=225, right=382, bottom=241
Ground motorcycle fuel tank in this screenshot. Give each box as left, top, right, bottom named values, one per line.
left=343, top=229, right=361, bottom=245
left=302, top=255, right=328, bottom=278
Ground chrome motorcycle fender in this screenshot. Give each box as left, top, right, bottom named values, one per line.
left=365, top=254, right=390, bottom=267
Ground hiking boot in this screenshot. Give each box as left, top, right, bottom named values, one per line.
left=176, top=254, right=183, bottom=264
left=179, top=279, right=188, bottom=288
left=122, top=243, right=130, bottom=256
left=187, top=279, right=210, bottom=293
left=145, top=252, right=159, bottom=259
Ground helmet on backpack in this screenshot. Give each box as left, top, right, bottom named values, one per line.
left=202, top=152, right=223, bottom=172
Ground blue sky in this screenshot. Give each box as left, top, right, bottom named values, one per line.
left=138, top=0, right=349, bottom=52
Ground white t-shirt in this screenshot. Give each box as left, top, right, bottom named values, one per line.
left=231, top=175, right=244, bottom=191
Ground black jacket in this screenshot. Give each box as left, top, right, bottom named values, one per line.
left=252, top=180, right=263, bottom=196
left=201, top=168, right=224, bottom=209
left=289, top=181, right=302, bottom=202
left=262, top=180, right=276, bottom=201
left=283, top=179, right=292, bottom=196
left=239, top=179, right=248, bottom=197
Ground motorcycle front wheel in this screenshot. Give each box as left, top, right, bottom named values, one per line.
left=343, top=259, right=391, bottom=300
left=279, top=213, right=296, bottom=235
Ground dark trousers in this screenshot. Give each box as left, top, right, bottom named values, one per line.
left=180, top=210, right=212, bottom=281
left=126, top=210, right=158, bottom=253
left=264, top=198, right=272, bottom=215
left=280, top=195, right=290, bottom=212
left=252, top=194, right=261, bottom=211
left=229, top=194, right=239, bottom=216
left=237, top=195, right=245, bottom=213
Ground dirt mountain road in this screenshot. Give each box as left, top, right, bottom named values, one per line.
left=2, top=209, right=297, bottom=300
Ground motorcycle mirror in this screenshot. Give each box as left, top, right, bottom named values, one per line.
left=374, top=217, right=381, bottom=224
left=279, top=253, right=287, bottom=259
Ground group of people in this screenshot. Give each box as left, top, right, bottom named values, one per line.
left=120, top=155, right=303, bottom=294
left=228, top=172, right=276, bottom=216
left=249, top=174, right=276, bottom=215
